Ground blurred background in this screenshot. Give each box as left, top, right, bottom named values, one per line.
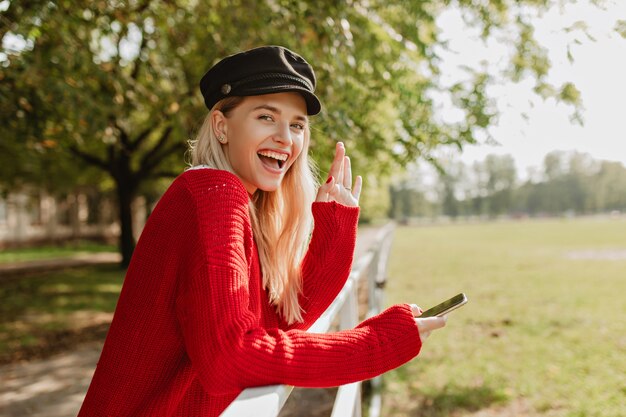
left=1, top=0, right=625, bottom=416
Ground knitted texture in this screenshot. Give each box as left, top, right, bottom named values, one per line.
left=78, top=169, right=422, bottom=417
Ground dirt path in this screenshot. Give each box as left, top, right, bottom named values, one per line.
left=0, top=342, right=101, bottom=417
left=0, top=225, right=388, bottom=417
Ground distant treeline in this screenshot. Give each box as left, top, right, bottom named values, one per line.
left=389, top=151, right=626, bottom=220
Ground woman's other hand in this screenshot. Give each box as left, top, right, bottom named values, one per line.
left=315, top=142, right=362, bottom=206
left=410, top=304, right=447, bottom=341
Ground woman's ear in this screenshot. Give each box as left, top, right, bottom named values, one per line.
left=210, top=110, right=228, bottom=139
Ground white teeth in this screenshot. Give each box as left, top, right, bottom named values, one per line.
left=258, top=150, right=288, bottom=161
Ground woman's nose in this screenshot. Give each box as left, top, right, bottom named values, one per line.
left=273, top=122, right=293, bottom=145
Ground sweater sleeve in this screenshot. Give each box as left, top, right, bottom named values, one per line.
left=175, top=172, right=421, bottom=395
left=283, top=201, right=359, bottom=331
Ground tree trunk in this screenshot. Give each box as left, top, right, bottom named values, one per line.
left=116, top=179, right=136, bottom=268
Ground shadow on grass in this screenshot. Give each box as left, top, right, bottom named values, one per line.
left=0, top=265, right=124, bottom=364
left=0, top=265, right=123, bottom=320
left=410, top=384, right=509, bottom=417
left=1, top=322, right=111, bottom=364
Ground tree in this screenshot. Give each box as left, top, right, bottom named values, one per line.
left=484, top=154, right=516, bottom=217
left=535, top=151, right=595, bottom=215
left=389, top=180, right=432, bottom=222
left=593, top=161, right=626, bottom=212
left=436, top=159, right=466, bottom=219
left=2, top=0, right=585, bottom=265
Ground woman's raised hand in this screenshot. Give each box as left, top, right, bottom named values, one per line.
left=315, top=142, right=362, bottom=206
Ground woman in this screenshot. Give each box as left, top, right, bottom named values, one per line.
left=78, top=46, right=446, bottom=417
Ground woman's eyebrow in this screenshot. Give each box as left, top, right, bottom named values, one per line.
left=253, top=104, right=280, bottom=113
left=252, top=104, right=308, bottom=123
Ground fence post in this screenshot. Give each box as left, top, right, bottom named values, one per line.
left=366, top=223, right=395, bottom=417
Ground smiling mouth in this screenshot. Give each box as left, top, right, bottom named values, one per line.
left=257, top=150, right=288, bottom=170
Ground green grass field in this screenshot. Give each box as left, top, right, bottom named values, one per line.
left=0, top=241, right=116, bottom=264
left=382, top=217, right=626, bottom=417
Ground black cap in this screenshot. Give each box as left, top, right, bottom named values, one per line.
left=199, top=46, right=322, bottom=115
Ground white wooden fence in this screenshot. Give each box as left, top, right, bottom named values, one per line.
left=221, top=224, right=395, bottom=417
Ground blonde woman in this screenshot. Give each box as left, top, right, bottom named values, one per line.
left=78, top=46, right=446, bottom=417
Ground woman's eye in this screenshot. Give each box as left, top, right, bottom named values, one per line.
left=259, top=114, right=274, bottom=122
left=291, top=123, right=305, bottom=130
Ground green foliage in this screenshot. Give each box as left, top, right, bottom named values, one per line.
left=390, top=152, right=626, bottom=220
left=389, top=180, right=436, bottom=222
left=1, top=0, right=594, bottom=249
left=616, top=19, right=626, bottom=39
left=385, top=218, right=626, bottom=417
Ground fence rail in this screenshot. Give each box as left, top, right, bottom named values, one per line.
left=221, top=223, right=395, bottom=417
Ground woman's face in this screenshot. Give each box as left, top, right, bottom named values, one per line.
left=215, top=92, right=308, bottom=194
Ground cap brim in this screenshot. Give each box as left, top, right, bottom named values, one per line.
left=237, top=84, right=322, bottom=115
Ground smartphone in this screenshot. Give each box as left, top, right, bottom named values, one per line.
left=420, top=293, right=468, bottom=317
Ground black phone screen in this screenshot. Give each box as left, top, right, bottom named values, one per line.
left=420, top=293, right=468, bottom=317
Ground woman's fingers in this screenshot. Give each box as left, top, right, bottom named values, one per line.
left=410, top=304, right=423, bottom=317
left=317, top=142, right=362, bottom=205
left=327, top=142, right=345, bottom=185
left=415, top=316, right=447, bottom=342
left=418, top=316, right=447, bottom=331
left=352, top=175, right=362, bottom=200
left=343, top=156, right=352, bottom=190
left=315, top=175, right=335, bottom=202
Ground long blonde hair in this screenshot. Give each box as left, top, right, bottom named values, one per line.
left=188, top=97, right=318, bottom=324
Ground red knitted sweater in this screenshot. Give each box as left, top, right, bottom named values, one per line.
left=78, top=168, right=422, bottom=417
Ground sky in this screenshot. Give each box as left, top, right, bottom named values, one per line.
left=432, top=0, right=626, bottom=178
